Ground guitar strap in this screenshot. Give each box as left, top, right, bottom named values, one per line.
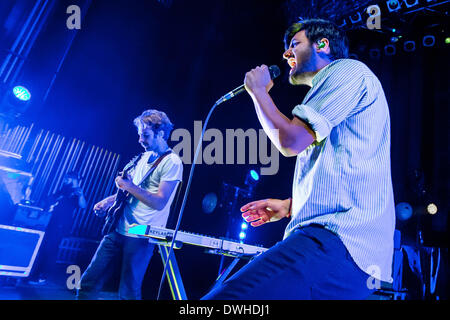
left=135, top=150, right=173, bottom=187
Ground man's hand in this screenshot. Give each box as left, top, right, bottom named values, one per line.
left=115, top=174, right=134, bottom=192
left=244, top=65, right=274, bottom=96
left=240, top=198, right=291, bottom=227
left=93, top=195, right=115, bottom=216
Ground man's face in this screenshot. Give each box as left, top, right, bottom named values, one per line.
left=138, top=126, right=156, bottom=151
left=283, top=30, right=317, bottom=85
left=63, top=176, right=78, bottom=188
left=138, top=125, right=166, bottom=152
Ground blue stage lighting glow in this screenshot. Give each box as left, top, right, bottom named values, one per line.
left=241, top=222, right=248, bottom=230
left=12, top=86, right=31, bottom=101
left=250, top=170, right=259, bottom=181
left=239, top=232, right=246, bottom=239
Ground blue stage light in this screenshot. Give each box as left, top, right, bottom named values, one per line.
left=12, top=86, right=31, bottom=101
left=239, top=231, right=246, bottom=239
left=241, top=222, right=248, bottom=230
left=250, top=170, right=259, bottom=181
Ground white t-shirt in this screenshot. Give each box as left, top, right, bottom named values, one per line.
left=116, top=150, right=183, bottom=237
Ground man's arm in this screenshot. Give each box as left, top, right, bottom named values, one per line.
left=93, top=194, right=116, bottom=212
left=116, top=178, right=179, bottom=211
left=245, top=65, right=316, bottom=157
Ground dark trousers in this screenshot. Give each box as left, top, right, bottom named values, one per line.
left=202, top=224, right=375, bottom=300
left=77, top=231, right=155, bottom=300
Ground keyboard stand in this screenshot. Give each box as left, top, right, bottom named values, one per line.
left=157, top=244, right=188, bottom=300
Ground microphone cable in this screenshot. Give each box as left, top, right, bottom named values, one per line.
left=156, top=65, right=280, bottom=300
left=156, top=98, right=222, bottom=300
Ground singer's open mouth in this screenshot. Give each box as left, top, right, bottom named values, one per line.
left=288, top=58, right=296, bottom=74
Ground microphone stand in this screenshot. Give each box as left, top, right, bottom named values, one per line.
left=156, top=96, right=226, bottom=300
left=157, top=65, right=279, bottom=299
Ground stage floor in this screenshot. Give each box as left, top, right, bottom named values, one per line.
left=0, top=276, right=119, bottom=300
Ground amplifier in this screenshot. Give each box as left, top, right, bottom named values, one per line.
left=0, top=224, right=44, bottom=277
left=13, top=203, right=50, bottom=231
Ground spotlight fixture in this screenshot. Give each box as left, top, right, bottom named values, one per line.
left=349, top=12, right=362, bottom=24
left=12, top=86, right=31, bottom=101
left=404, top=0, right=419, bottom=8
left=369, top=48, right=381, bottom=59
left=0, top=84, right=32, bottom=117
left=426, top=203, right=438, bottom=215
left=239, top=222, right=249, bottom=243
left=338, top=18, right=347, bottom=28
left=422, top=35, right=435, bottom=47
left=404, top=40, right=416, bottom=52
left=244, top=169, right=260, bottom=194
left=384, top=44, right=397, bottom=55
left=396, top=202, right=413, bottom=221
left=201, top=192, right=218, bottom=214
left=386, top=0, right=401, bottom=12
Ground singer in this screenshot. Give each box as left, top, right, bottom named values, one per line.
left=202, top=18, right=395, bottom=300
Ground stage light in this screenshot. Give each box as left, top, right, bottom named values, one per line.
left=0, top=85, right=32, bottom=117
left=349, top=12, right=362, bottom=24
left=391, top=35, right=403, bottom=43
left=12, top=86, right=31, bottom=101
left=244, top=169, right=260, bottom=194
left=445, top=37, right=450, bottom=44
left=396, top=202, right=413, bottom=221
left=338, top=18, right=347, bottom=28
left=426, top=203, right=438, bottom=215
left=241, top=222, right=248, bottom=230
left=250, top=170, right=259, bottom=181
left=386, top=0, right=401, bottom=12
left=369, top=48, right=381, bottom=59
left=202, top=192, right=218, bottom=214
left=422, top=35, right=435, bottom=47
left=384, top=44, right=397, bottom=55
left=404, top=40, right=416, bottom=52
left=239, top=231, right=246, bottom=240
left=404, top=0, right=419, bottom=8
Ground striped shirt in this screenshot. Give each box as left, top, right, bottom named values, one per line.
left=285, top=59, right=395, bottom=282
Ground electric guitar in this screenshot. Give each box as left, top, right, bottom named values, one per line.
left=100, top=150, right=172, bottom=236
left=101, top=153, right=143, bottom=236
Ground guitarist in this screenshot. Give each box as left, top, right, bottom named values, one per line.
left=77, top=109, right=183, bottom=300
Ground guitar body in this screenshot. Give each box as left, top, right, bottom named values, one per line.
left=101, top=189, right=130, bottom=235
left=100, top=150, right=172, bottom=236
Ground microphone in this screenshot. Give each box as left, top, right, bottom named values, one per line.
left=216, top=65, right=281, bottom=105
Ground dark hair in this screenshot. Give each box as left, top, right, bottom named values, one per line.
left=65, top=171, right=80, bottom=181
left=284, top=18, right=349, bottom=60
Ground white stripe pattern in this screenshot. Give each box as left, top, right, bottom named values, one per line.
left=286, top=59, right=396, bottom=282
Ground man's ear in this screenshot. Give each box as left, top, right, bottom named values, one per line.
left=315, top=38, right=330, bottom=54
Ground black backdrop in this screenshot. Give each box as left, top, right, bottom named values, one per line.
left=4, top=0, right=448, bottom=299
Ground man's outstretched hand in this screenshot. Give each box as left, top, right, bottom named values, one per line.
left=240, top=198, right=291, bottom=227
